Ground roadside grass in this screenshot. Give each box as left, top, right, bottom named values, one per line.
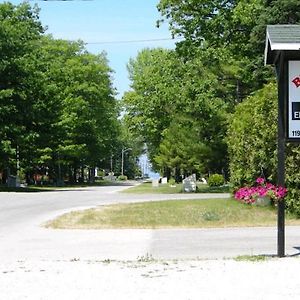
left=0, top=180, right=129, bottom=192
left=234, top=255, right=270, bottom=262
left=46, top=198, right=300, bottom=229
left=0, top=185, right=50, bottom=193
left=123, top=182, right=230, bottom=194
left=197, top=184, right=230, bottom=193
left=123, top=182, right=183, bottom=194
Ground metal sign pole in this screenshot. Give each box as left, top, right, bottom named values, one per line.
left=276, top=56, right=285, bottom=257
left=265, top=25, right=300, bottom=258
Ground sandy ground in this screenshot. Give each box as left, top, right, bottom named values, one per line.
left=1, top=257, right=300, bottom=300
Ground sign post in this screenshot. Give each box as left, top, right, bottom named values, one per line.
left=265, top=25, right=300, bottom=257
left=276, top=54, right=286, bottom=257
left=288, top=61, right=300, bottom=138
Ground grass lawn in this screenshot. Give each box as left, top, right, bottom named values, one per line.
left=46, top=198, right=300, bottom=229
left=123, top=182, right=230, bottom=194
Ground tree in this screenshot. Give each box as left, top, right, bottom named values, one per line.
left=154, top=117, right=211, bottom=180
left=0, top=2, right=44, bottom=180
left=157, top=0, right=270, bottom=98
left=0, top=3, right=121, bottom=185
left=124, top=48, right=181, bottom=161
left=123, top=47, right=228, bottom=176
left=157, top=0, right=236, bottom=50
left=57, top=50, right=118, bottom=182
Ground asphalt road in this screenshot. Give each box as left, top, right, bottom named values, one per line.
left=0, top=184, right=300, bottom=262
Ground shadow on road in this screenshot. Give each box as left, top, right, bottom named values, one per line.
left=290, top=246, right=300, bottom=257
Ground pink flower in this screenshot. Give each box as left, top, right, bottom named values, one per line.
left=256, top=177, right=265, bottom=185
left=266, top=183, right=275, bottom=190
left=234, top=178, right=288, bottom=205
left=274, top=186, right=288, bottom=200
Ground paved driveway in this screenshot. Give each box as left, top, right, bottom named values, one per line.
left=0, top=184, right=299, bottom=263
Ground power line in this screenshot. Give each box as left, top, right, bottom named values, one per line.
left=29, top=0, right=94, bottom=2
left=86, top=37, right=181, bottom=45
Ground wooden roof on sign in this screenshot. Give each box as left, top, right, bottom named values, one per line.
left=265, top=25, right=300, bottom=65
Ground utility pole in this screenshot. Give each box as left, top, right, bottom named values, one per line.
left=121, top=148, right=131, bottom=176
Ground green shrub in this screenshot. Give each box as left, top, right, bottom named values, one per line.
left=208, top=174, right=224, bottom=187
left=168, top=177, right=176, bottom=185
left=227, top=82, right=300, bottom=216
left=227, top=83, right=277, bottom=188
left=97, top=170, right=105, bottom=177
left=117, top=175, right=128, bottom=181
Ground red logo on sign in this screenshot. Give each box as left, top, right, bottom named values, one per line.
left=292, top=76, right=300, bottom=87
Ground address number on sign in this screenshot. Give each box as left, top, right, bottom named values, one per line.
left=292, top=130, right=300, bottom=137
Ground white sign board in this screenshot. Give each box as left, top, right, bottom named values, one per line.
left=161, top=177, right=168, bottom=184
left=152, top=179, right=159, bottom=187
left=288, top=61, right=300, bottom=139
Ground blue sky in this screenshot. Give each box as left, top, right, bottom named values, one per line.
left=4, top=0, right=176, bottom=99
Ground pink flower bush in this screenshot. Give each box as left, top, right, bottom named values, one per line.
left=234, top=177, right=287, bottom=205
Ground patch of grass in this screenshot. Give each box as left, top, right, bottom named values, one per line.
left=137, top=253, right=155, bottom=262
left=123, top=182, right=230, bottom=194
left=234, top=255, right=270, bottom=262
left=46, top=198, right=300, bottom=229
left=201, top=210, right=221, bottom=221
left=123, top=182, right=183, bottom=194
left=197, top=184, right=230, bottom=193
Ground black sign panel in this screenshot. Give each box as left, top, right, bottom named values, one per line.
left=292, top=102, right=300, bottom=120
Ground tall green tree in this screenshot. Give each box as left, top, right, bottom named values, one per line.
left=32, top=37, right=119, bottom=183
left=0, top=3, right=121, bottom=184
left=0, top=2, right=44, bottom=180
left=123, top=47, right=227, bottom=176
left=124, top=48, right=181, bottom=160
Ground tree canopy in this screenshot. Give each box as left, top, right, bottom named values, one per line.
left=0, top=2, right=125, bottom=184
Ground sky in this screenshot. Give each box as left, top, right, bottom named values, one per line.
left=4, top=0, right=177, bottom=99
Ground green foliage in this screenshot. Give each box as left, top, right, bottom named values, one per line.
left=117, top=175, right=128, bottom=181
left=207, top=174, right=224, bottom=187
left=123, top=48, right=228, bottom=177
left=154, top=118, right=211, bottom=175
left=0, top=2, right=44, bottom=174
left=157, top=0, right=236, bottom=50
left=227, top=83, right=277, bottom=187
left=157, top=0, right=300, bottom=99
left=124, top=48, right=181, bottom=158
left=0, top=3, right=121, bottom=184
left=168, top=177, right=176, bottom=185
left=285, top=145, right=300, bottom=217
left=117, top=120, right=144, bottom=179
left=228, top=83, right=300, bottom=216
left=155, top=0, right=300, bottom=215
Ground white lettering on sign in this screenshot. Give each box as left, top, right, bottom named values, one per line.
left=294, top=112, right=300, bottom=119
left=288, top=61, right=300, bottom=139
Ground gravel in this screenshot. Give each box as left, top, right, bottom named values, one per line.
left=1, top=257, right=300, bottom=299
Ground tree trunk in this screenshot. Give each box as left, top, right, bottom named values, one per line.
left=89, top=167, right=95, bottom=183
left=73, top=166, right=77, bottom=184
left=175, top=167, right=181, bottom=183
